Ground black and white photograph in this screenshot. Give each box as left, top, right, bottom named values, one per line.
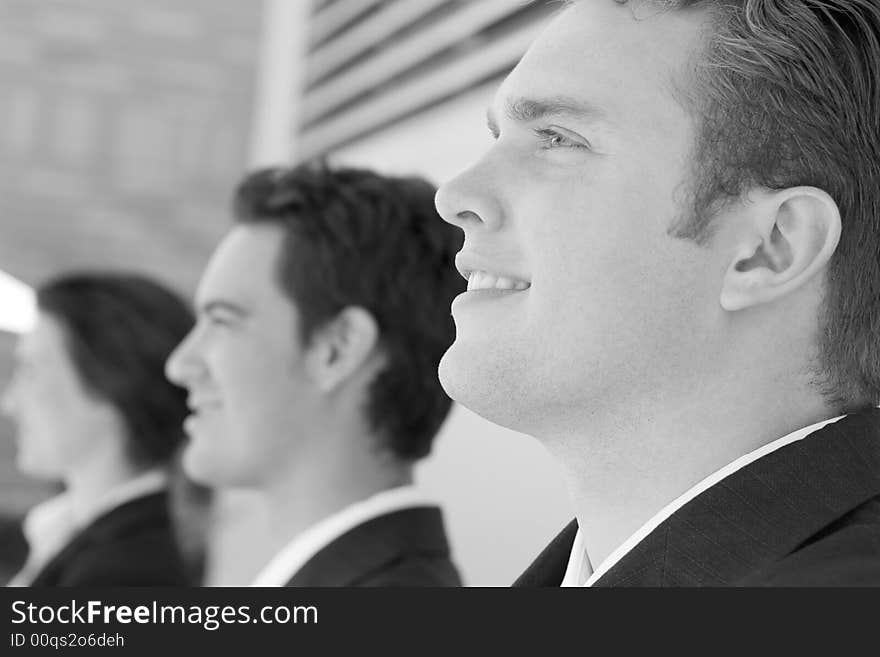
left=0, top=0, right=877, bottom=650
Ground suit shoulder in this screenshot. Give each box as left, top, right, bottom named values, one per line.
left=354, top=554, right=462, bottom=587
left=739, top=498, right=880, bottom=586
left=57, top=525, right=192, bottom=586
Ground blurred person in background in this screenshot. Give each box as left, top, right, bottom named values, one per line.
left=166, top=163, right=464, bottom=587
left=2, top=272, right=206, bottom=586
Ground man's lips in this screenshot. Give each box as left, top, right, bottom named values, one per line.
left=465, top=270, right=531, bottom=292
left=183, top=403, right=219, bottom=435
left=454, top=253, right=531, bottom=292
left=186, top=399, right=222, bottom=414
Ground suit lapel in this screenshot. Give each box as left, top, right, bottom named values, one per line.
left=512, top=520, right=578, bottom=587
left=285, top=506, right=451, bottom=586
left=594, top=410, right=880, bottom=586
left=514, top=409, right=880, bottom=587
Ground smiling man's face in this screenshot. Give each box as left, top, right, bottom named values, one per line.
left=166, top=224, right=320, bottom=488
left=435, top=1, right=722, bottom=435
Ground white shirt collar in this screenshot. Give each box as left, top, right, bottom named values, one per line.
left=251, top=485, right=433, bottom=587
left=8, top=469, right=168, bottom=587
left=561, top=415, right=847, bottom=587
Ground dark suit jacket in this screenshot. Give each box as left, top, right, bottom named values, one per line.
left=29, top=491, right=192, bottom=587
left=285, top=506, right=461, bottom=587
left=0, top=514, right=28, bottom=585
left=515, top=409, right=880, bottom=587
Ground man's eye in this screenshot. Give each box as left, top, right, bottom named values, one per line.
left=534, top=127, right=589, bottom=150
left=205, top=314, right=231, bottom=328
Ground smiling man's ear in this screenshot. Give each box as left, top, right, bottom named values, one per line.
left=720, top=187, right=841, bottom=312
left=305, top=306, right=381, bottom=392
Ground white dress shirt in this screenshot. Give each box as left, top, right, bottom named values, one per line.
left=561, top=415, right=846, bottom=587
left=251, top=485, right=434, bottom=587
left=8, top=468, right=168, bottom=587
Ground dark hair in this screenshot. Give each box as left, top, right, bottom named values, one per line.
left=232, top=163, right=465, bottom=461
left=37, top=273, right=194, bottom=468
left=607, top=0, right=880, bottom=410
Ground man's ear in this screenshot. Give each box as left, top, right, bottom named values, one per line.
left=720, top=187, right=841, bottom=312
left=305, top=306, right=381, bottom=392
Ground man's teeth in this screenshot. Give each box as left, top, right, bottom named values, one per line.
left=467, top=270, right=530, bottom=292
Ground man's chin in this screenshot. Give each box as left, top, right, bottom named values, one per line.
left=438, top=342, right=479, bottom=403
left=437, top=346, right=458, bottom=399
left=181, top=441, right=224, bottom=486
left=182, top=440, right=256, bottom=490
left=438, top=343, right=528, bottom=432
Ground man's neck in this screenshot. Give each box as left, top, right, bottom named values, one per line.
left=544, top=384, right=833, bottom=574
left=260, top=451, right=412, bottom=554
left=64, top=444, right=144, bottom=522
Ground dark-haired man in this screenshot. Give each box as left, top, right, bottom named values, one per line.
left=435, top=0, right=880, bottom=586
left=167, top=164, right=463, bottom=586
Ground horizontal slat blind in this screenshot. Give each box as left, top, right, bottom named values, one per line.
left=298, top=0, right=555, bottom=159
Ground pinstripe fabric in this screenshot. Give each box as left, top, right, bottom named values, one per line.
left=514, top=409, right=880, bottom=587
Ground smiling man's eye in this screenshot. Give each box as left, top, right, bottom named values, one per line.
left=534, top=127, right=590, bottom=150
left=204, top=313, right=232, bottom=328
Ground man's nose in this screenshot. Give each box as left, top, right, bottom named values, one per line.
left=165, top=328, right=201, bottom=388
left=434, top=158, right=505, bottom=233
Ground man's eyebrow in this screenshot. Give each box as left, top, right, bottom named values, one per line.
left=487, top=96, right=609, bottom=132
left=198, top=299, right=249, bottom=317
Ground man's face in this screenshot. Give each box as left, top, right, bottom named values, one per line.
left=166, top=224, right=319, bottom=488
left=435, top=1, right=723, bottom=435
left=1, top=314, right=106, bottom=479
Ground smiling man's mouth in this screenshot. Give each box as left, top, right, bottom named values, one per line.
left=466, top=270, right=531, bottom=292
left=187, top=398, right=222, bottom=414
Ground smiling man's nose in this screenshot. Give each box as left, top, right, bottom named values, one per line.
left=435, top=162, right=504, bottom=233
left=165, top=330, right=200, bottom=388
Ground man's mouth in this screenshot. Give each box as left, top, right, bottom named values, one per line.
left=184, top=400, right=220, bottom=436
left=466, top=270, right=531, bottom=292
left=187, top=398, right=222, bottom=415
